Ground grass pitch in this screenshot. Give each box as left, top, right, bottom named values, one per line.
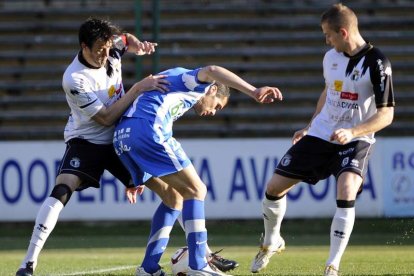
left=1, top=219, right=414, bottom=275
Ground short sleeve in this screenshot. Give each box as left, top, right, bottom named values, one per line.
left=63, top=74, right=104, bottom=118
left=370, top=53, right=395, bottom=108
left=181, top=68, right=210, bottom=92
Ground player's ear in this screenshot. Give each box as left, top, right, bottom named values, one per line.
left=339, top=27, right=348, bottom=39
left=81, top=42, right=88, bottom=50
left=206, top=84, right=218, bottom=96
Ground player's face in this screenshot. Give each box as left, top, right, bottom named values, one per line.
left=193, top=94, right=228, bottom=116
left=322, top=22, right=346, bottom=52
left=83, top=39, right=112, bottom=68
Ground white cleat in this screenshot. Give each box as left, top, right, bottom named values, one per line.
left=250, top=237, right=286, bottom=273
left=135, top=266, right=166, bottom=276
left=324, top=265, right=339, bottom=276
left=187, top=263, right=231, bottom=276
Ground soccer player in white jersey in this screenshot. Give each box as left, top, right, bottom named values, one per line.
left=15, top=18, right=169, bottom=276
left=250, top=4, right=395, bottom=276
left=113, top=65, right=283, bottom=276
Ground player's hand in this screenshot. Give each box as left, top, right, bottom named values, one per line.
left=125, top=186, right=145, bottom=204
left=330, top=128, right=354, bottom=144
left=134, top=74, right=170, bottom=93
left=253, top=86, right=283, bottom=103
left=134, top=40, right=158, bottom=55
left=292, top=128, right=308, bottom=144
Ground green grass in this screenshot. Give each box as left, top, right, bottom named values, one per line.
left=1, top=219, right=414, bottom=275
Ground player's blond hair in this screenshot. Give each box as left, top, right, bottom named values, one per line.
left=321, top=3, right=359, bottom=33
left=215, top=82, right=230, bottom=98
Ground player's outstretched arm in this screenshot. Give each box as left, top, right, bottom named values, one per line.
left=252, top=86, right=283, bottom=103
left=197, top=65, right=282, bottom=103
left=125, top=33, right=158, bottom=56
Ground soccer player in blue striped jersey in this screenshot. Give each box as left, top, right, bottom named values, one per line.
left=113, top=65, right=282, bottom=276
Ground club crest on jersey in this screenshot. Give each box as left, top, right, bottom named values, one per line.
left=170, top=101, right=185, bottom=120
left=280, top=154, right=292, bottom=166
left=341, top=157, right=349, bottom=167
left=351, top=69, right=360, bottom=81
left=70, top=157, right=81, bottom=168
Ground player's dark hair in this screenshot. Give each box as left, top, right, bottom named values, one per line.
left=321, top=3, right=358, bottom=32
left=78, top=18, right=122, bottom=49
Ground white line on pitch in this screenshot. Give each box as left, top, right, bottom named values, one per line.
left=56, top=265, right=135, bottom=275
left=55, top=261, right=170, bottom=275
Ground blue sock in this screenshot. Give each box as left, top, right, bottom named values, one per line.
left=141, top=202, right=180, bottom=273
left=182, top=199, right=207, bottom=270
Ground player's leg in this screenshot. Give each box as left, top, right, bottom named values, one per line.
left=17, top=139, right=109, bottom=276
left=115, top=118, right=222, bottom=275
left=160, top=165, right=223, bottom=275
left=176, top=214, right=239, bottom=272
left=262, top=174, right=298, bottom=247
left=325, top=172, right=361, bottom=275
left=251, top=173, right=297, bottom=273
left=252, top=136, right=333, bottom=273
left=114, top=119, right=174, bottom=276
left=16, top=173, right=80, bottom=276
left=325, top=140, right=370, bottom=275
left=139, top=178, right=182, bottom=274
left=112, top=137, right=170, bottom=276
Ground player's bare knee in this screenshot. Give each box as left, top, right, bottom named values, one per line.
left=50, top=184, right=73, bottom=206
left=266, top=174, right=297, bottom=196
left=181, top=183, right=206, bottom=200
left=266, top=184, right=285, bottom=198
left=193, top=183, right=207, bottom=199
left=164, top=189, right=183, bottom=210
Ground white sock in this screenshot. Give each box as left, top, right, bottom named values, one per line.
left=326, top=207, right=355, bottom=270
left=262, top=196, right=286, bottom=247
left=20, top=197, right=64, bottom=270
left=177, top=213, right=212, bottom=255
left=177, top=213, right=185, bottom=234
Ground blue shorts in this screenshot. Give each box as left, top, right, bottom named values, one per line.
left=113, top=117, right=191, bottom=186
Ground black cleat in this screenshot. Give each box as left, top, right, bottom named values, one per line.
left=16, top=261, right=34, bottom=276
left=209, top=249, right=239, bottom=272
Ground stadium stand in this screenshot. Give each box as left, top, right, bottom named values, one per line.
left=0, top=0, right=413, bottom=140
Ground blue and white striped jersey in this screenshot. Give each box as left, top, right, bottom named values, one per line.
left=123, top=67, right=213, bottom=131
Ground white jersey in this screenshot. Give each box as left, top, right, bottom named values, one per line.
left=62, top=48, right=125, bottom=144
left=308, top=43, right=395, bottom=144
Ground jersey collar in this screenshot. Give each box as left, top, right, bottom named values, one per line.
left=78, top=50, right=101, bottom=69
left=343, top=42, right=373, bottom=59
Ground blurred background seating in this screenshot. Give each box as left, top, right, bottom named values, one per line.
left=0, top=0, right=413, bottom=140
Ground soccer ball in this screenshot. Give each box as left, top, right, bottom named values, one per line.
left=171, top=246, right=189, bottom=276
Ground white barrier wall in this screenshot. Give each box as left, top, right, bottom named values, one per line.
left=379, top=138, right=414, bottom=217
left=0, top=138, right=413, bottom=221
